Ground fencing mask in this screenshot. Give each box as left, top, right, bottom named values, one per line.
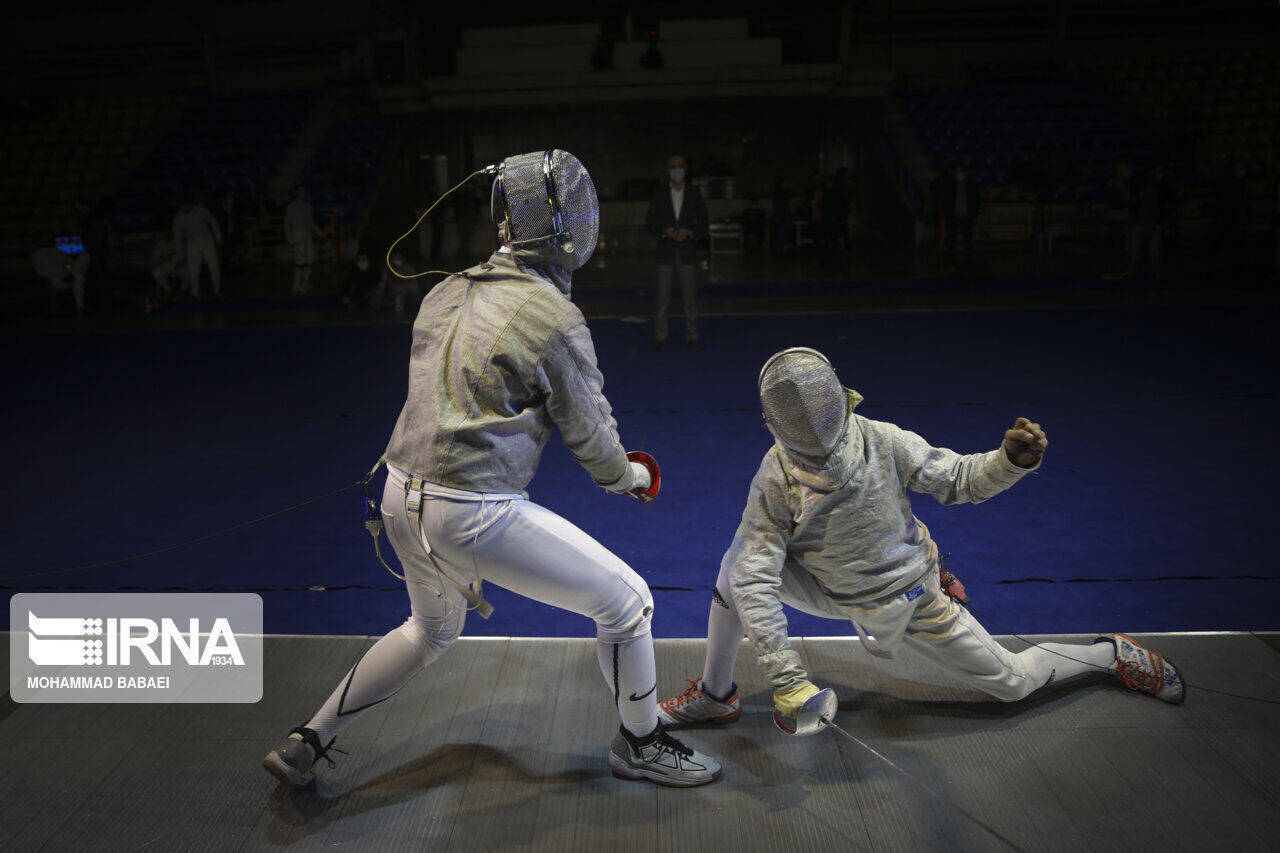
left=758, top=347, right=849, bottom=458
left=491, top=150, right=598, bottom=272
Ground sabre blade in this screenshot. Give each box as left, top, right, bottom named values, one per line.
left=818, top=716, right=1025, bottom=853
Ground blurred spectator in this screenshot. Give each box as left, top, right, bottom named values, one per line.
left=375, top=250, right=419, bottom=313
left=771, top=178, right=794, bottom=255
left=75, top=198, right=111, bottom=309
left=645, top=154, right=707, bottom=351
left=589, top=33, right=614, bottom=70
left=1125, top=165, right=1173, bottom=279
left=741, top=197, right=766, bottom=252
left=452, top=184, right=483, bottom=259
left=341, top=252, right=380, bottom=309
left=1103, top=161, right=1133, bottom=278
left=215, top=191, right=241, bottom=268
left=807, top=173, right=826, bottom=252
left=285, top=184, right=321, bottom=295
left=825, top=168, right=852, bottom=263
left=31, top=234, right=87, bottom=314
left=1211, top=161, right=1249, bottom=271
left=173, top=194, right=223, bottom=299
left=1010, top=154, right=1041, bottom=190
left=150, top=234, right=185, bottom=299
left=933, top=166, right=980, bottom=265
left=424, top=178, right=446, bottom=264
left=640, top=33, right=664, bottom=69
left=1274, top=171, right=1280, bottom=276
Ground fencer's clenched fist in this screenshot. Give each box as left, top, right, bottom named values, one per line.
left=1003, top=417, right=1048, bottom=468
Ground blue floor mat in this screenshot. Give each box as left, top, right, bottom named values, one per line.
left=4, top=303, right=1277, bottom=637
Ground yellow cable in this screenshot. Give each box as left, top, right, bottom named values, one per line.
left=384, top=167, right=491, bottom=280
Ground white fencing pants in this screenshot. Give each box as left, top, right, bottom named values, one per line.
left=305, top=466, right=659, bottom=745
left=186, top=239, right=220, bottom=297
left=291, top=230, right=315, bottom=292
left=700, top=561, right=1113, bottom=704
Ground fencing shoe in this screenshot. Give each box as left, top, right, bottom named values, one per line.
left=262, top=726, right=345, bottom=787
left=1100, top=633, right=1186, bottom=704
left=657, top=679, right=742, bottom=728
left=608, top=725, right=722, bottom=787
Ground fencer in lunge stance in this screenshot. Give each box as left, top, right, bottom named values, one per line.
left=658, top=348, right=1183, bottom=732
left=285, top=184, right=322, bottom=295
left=263, top=150, right=721, bottom=789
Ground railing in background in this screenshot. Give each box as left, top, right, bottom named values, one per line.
left=242, top=211, right=341, bottom=264
left=867, top=111, right=926, bottom=220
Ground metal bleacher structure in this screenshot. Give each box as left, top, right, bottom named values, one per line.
left=0, top=94, right=187, bottom=267
left=881, top=51, right=1278, bottom=251
left=1089, top=49, right=1279, bottom=237
left=884, top=63, right=1158, bottom=249
left=1, top=82, right=397, bottom=278
left=114, top=85, right=396, bottom=269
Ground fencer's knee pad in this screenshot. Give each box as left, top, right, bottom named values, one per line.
left=399, top=610, right=462, bottom=664
left=595, top=583, right=655, bottom=643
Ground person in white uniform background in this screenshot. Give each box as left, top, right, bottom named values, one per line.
left=263, top=150, right=721, bottom=790
left=657, top=347, right=1184, bottom=732
left=31, top=234, right=89, bottom=313
left=285, top=184, right=322, bottom=295
left=172, top=195, right=223, bottom=300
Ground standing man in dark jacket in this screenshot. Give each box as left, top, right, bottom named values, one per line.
left=933, top=166, right=980, bottom=266
left=645, top=154, right=708, bottom=350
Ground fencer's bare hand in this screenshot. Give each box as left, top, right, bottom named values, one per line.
left=664, top=226, right=677, bottom=240
left=1003, top=417, right=1047, bottom=468
left=676, top=228, right=692, bottom=242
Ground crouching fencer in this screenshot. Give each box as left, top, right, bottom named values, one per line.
left=263, top=151, right=720, bottom=789
left=658, top=347, right=1184, bottom=732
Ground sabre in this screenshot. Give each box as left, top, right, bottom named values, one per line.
left=776, top=688, right=1026, bottom=853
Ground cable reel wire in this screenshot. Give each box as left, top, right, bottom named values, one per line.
left=0, top=481, right=362, bottom=583
left=360, top=456, right=477, bottom=620
left=384, top=165, right=498, bottom=281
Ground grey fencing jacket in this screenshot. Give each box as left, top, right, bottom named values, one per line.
left=726, top=390, right=1037, bottom=691
left=384, top=251, right=635, bottom=494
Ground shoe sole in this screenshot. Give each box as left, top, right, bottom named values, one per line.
left=607, top=753, right=721, bottom=788
left=657, top=708, right=742, bottom=729
left=261, top=753, right=314, bottom=787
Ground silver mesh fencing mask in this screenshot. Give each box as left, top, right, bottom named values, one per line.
left=759, top=347, right=849, bottom=458
left=491, top=149, right=598, bottom=271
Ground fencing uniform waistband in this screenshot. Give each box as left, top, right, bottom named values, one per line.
left=386, top=463, right=527, bottom=502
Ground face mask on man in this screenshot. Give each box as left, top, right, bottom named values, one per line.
left=669, top=168, right=686, bottom=184
left=357, top=260, right=369, bottom=271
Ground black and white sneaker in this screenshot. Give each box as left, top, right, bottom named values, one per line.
left=607, top=725, right=722, bottom=787
left=261, top=726, right=344, bottom=787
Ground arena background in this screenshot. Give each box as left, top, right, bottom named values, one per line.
left=4, top=0, right=1276, bottom=640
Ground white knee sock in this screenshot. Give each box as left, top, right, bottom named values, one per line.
left=597, top=631, right=658, bottom=738
left=701, top=587, right=743, bottom=699
left=305, top=622, right=429, bottom=743
left=1016, top=640, right=1115, bottom=691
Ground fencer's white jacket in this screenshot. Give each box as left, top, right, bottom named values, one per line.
left=172, top=205, right=221, bottom=250
left=284, top=198, right=317, bottom=241
left=728, top=390, right=1037, bottom=692
left=384, top=251, right=634, bottom=494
